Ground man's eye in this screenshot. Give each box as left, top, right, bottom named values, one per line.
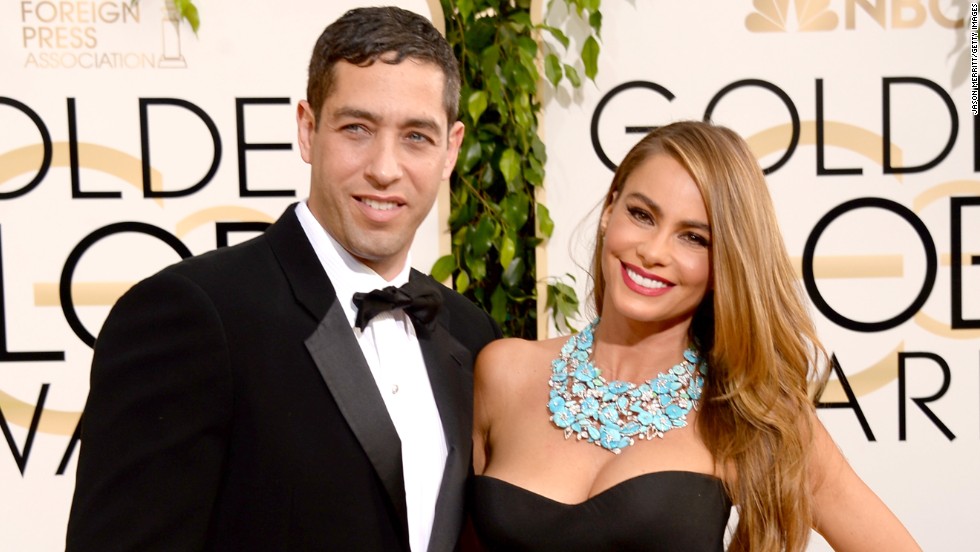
left=407, top=131, right=434, bottom=144
left=341, top=124, right=368, bottom=134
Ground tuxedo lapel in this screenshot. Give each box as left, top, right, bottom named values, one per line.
left=418, top=324, right=473, bottom=552
left=411, top=274, right=475, bottom=552
left=267, top=206, right=409, bottom=540
left=304, top=305, right=409, bottom=530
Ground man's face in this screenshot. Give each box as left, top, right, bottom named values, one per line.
left=297, top=58, right=463, bottom=280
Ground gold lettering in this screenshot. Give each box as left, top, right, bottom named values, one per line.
left=846, top=0, right=887, bottom=29
left=99, top=1, right=119, bottom=23
left=892, top=0, right=927, bottom=28
left=34, top=1, right=57, bottom=23
left=21, top=26, right=37, bottom=47
left=58, top=1, right=74, bottom=23
left=20, top=1, right=34, bottom=22
left=121, top=0, right=138, bottom=23
left=929, top=0, right=964, bottom=28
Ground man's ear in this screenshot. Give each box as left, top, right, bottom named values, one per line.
left=442, top=121, right=465, bottom=181
left=296, top=100, right=316, bottom=164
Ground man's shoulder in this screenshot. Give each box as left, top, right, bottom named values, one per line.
left=157, top=204, right=302, bottom=280
left=411, top=270, right=502, bottom=346
left=160, top=231, right=272, bottom=282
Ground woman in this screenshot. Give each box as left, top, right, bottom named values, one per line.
left=469, top=121, right=920, bottom=551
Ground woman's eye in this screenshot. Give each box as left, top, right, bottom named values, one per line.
left=683, top=232, right=710, bottom=247
left=627, top=207, right=652, bottom=223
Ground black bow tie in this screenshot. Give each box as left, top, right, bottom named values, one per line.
left=352, top=278, right=442, bottom=332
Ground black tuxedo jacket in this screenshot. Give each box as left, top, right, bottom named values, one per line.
left=66, top=206, right=501, bottom=552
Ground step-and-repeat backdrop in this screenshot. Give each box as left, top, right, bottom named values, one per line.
left=1, top=0, right=976, bottom=549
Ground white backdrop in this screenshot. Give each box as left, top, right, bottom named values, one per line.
left=1, top=0, right=977, bottom=550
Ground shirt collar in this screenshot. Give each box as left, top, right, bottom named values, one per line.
left=294, top=201, right=411, bottom=326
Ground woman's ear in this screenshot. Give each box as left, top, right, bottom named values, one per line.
left=599, top=192, right=618, bottom=236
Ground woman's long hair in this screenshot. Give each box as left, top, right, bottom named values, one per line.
left=589, top=121, right=828, bottom=552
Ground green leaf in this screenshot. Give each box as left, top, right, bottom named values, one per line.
left=546, top=276, right=581, bottom=334
left=516, top=36, right=538, bottom=60
left=173, top=0, right=200, bottom=33
left=502, top=257, right=525, bottom=288
left=470, top=215, right=495, bottom=256
left=431, top=254, right=456, bottom=282
left=542, top=25, right=570, bottom=49
left=499, top=235, right=516, bottom=270
left=455, top=270, right=470, bottom=294
left=460, top=139, right=482, bottom=173
left=467, top=90, right=489, bottom=124
left=525, top=159, right=544, bottom=187
left=456, top=0, right=474, bottom=20
left=500, top=194, right=530, bottom=230
left=452, top=225, right=469, bottom=246
left=544, top=54, right=562, bottom=88
left=555, top=280, right=577, bottom=297
left=589, top=11, right=603, bottom=37
left=490, top=285, right=508, bottom=323
left=480, top=44, right=501, bottom=73
left=509, top=12, right=533, bottom=32
left=479, top=165, right=496, bottom=189
left=537, top=203, right=554, bottom=238
left=563, top=64, right=581, bottom=88
left=513, top=95, right=533, bottom=131
left=499, top=148, right=521, bottom=188
left=581, top=0, right=600, bottom=12
left=465, top=254, right=487, bottom=281
left=466, top=19, right=496, bottom=50
left=582, top=36, right=600, bottom=81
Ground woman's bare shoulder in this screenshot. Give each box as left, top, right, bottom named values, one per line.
left=475, top=335, right=568, bottom=390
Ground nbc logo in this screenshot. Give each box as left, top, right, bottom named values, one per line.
left=745, top=0, right=963, bottom=32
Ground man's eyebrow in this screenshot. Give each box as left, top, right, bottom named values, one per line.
left=403, top=117, right=441, bottom=133
left=331, top=107, right=379, bottom=124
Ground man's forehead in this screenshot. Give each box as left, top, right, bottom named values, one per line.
left=323, top=61, right=448, bottom=128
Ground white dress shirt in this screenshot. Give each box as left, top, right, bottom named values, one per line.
left=296, top=201, right=448, bottom=552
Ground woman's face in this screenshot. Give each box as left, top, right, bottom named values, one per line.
left=599, top=153, right=712, bottom=331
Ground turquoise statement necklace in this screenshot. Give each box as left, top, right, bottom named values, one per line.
left=548, top=319, right=707, bottom=454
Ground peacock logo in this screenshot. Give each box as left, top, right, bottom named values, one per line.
left=746, top=0, right=839, bottom=32
left=746, top=0, right=964, bottom=32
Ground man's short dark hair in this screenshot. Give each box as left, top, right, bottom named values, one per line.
left=306, top=6, right=461, bottom=127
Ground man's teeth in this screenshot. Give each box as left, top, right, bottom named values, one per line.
left=626, top=267, right=667, bottom=289
left=363, top=198, right=397, bottom=211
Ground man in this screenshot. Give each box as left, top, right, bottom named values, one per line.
left=65, top=7, right=501, bottom=551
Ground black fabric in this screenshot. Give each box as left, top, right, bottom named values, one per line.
left=65, top=206, right=502, bottom=552
left=353, top=278, right=443, bottom=332
left=471, top=472, right=732, bottom=552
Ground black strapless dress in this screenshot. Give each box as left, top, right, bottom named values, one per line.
left=471, top=471, right=732, bottom=551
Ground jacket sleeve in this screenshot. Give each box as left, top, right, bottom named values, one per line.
left=66, top=270, right=233, bottom=552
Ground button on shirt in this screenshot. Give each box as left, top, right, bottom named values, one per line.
left=296, top=201, right=448, bottom=552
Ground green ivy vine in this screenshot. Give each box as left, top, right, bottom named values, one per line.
left=436, top=0, right=600, bottom=338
